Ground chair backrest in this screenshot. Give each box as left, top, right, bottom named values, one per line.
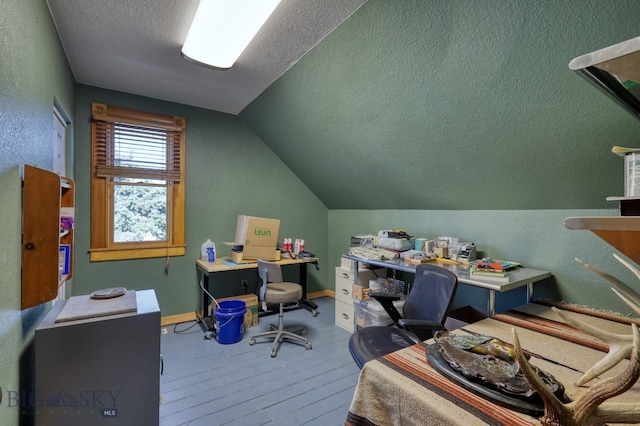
left=257, top=259, right=283, bottom=284
left=257, top=260, right=284, bottom=306
left=402, top=264, right=458, bottom=325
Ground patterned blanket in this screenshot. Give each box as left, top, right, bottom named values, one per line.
left=346, top=302, right=640, bottom=426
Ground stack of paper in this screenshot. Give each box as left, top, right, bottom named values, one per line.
left=468, top=259, right=520, bottom=282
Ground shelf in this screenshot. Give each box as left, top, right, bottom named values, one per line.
left=564, top=217, right=640, bottom=265
left=569, top=36, right=640, bottom=84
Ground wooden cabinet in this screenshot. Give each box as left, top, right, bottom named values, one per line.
left=564, top=217, right=640, bottom=265
left=21, top=165, right=74, bottom=309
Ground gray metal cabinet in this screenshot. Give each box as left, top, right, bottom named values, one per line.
left=34, top=290, right=160, bottom=426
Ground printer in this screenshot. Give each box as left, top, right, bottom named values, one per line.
left=372, top=229, right=414, bottom=252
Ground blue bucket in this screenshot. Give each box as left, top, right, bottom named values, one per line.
left=214, top=300, right=246, bottom=344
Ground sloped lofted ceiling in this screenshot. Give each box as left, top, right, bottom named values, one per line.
left=46, top=0, right=368, bottom=115
left=240, top=0, right=640, bottom=210
left=49, top=0, right=640, bottom=211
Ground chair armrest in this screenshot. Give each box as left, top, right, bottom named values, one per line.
left=397, top=318, right=446, bottom=335
left=368, top=293, right=402, bottom=323
left=368, top=292, right=401, bottom=302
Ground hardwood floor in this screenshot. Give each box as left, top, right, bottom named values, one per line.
left=159, top=297, right=360, bottom=425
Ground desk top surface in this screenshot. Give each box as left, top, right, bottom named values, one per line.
left=196, top=256, right=318, bottom=274
left=347, top=302, right=640, bottom=426
left=343, top=254, right=551, bottom=292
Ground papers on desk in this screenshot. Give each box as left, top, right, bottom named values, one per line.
left=469, top=259, right=520, bottom=271
left=349, top=246, right=399, bottom=261
left=612, top=145, right=640, bottom=157
left=469, top=259, right=520, bottom=282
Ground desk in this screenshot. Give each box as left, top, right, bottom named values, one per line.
left=347, top=302, right=640, bottom=426
left=343, top=254, right=551, bottom=316
left=196, top=256, right=319, bottom=317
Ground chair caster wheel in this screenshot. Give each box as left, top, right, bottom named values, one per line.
left=249, top=338, right=256, bottom=345
left=270, top=350, right=277, bottom=357
left=312, top=311, right=318, bottom=317
left=305, top=343, right=312, bottom=350
left=300, top=328, right=307, bottom=335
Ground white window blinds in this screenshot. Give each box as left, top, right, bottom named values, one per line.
left=93, top=120, right=182, bottom=182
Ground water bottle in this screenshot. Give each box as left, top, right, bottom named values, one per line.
left=201, top=239, right=214, bottom=261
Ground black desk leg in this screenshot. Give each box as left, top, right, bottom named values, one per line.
left=202, top=274, right=211, bottom=317
left=298, top=261, right=319, bottom=316
left=300, top=263, right=307, bottom=299
left=199, top=274, right=213, bottom=332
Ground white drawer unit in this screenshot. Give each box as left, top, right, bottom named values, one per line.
left=334, top=266, right=385, bottom=332
left=335, top=298, right=354, bottom=332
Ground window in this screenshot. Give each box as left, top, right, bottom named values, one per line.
left=90, top=103, right=186, bottom=261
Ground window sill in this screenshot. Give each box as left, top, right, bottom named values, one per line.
left=90, top=245, right=186, bottom=262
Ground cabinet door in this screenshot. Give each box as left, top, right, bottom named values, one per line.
left=22, top=165, right=74, bottom=309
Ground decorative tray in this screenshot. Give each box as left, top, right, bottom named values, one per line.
left=426, top=344, right=546, bottom=416
left=426, top=332, right=568, bottom=417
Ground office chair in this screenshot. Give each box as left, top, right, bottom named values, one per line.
left=348, top=263, right=458, bottom=369
left=249, top=259, right=313, bottom=357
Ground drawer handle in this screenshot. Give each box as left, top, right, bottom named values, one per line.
left=341, top=289, right=349, bottom=295
left=342, top=313, right=350, bottom=320
left=342, top=273, right=349, bottom=279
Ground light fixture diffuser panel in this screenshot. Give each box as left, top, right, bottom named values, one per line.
left=182, top=0, right=282, bottom=69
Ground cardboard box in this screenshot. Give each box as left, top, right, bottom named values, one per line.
left=213, top=294, right=259, bottom=328
left=230, top=249, right=281, bottom=263
left=241, top=246, right=279, bottom=261
left=234, top=215, right=280, bottom=247
left=352, top=284, right=371, bottom=301
left=225, top=215, right=281, bottom=261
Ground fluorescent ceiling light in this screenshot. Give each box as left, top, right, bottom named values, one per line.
left=182, top=0, right=282, bottom=70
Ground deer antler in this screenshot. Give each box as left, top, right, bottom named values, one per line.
left=612, top=253, right=640, bottom=317
left=575, top=256, right=640, bottom=315
left=552, top=306, right=633, bottom=386
left=567, top=256, right=640, bottom=385
left=512, top=324, right=640, bottom=426
left=612, top=287, right=640, bottom=317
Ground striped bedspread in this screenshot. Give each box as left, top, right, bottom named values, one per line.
left=346, top=302, right=640, bottom=426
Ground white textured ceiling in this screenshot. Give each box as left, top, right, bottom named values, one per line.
left=46, top=0, right=367, bottom=115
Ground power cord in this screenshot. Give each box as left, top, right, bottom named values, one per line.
left=172, top=275, right=219, bottom=335
left=200, top=276, right=220, bottom=309
left=173, top=320, right=200, bottom=334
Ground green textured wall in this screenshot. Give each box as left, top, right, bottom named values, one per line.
left=328, top=209, right=640, bottom=315
left=0, top=0, right=75, bottom=424
left=241, top=0, right=640, bottom=210
left=4, top=6, right=640, bottom=425
left=73, top=86, right=328, bottom=317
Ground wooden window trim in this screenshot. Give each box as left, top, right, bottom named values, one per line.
left=90, top=103, right=186, bottom=261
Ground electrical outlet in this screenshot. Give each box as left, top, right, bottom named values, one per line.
left=241, top=279, right=248, bottom=292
